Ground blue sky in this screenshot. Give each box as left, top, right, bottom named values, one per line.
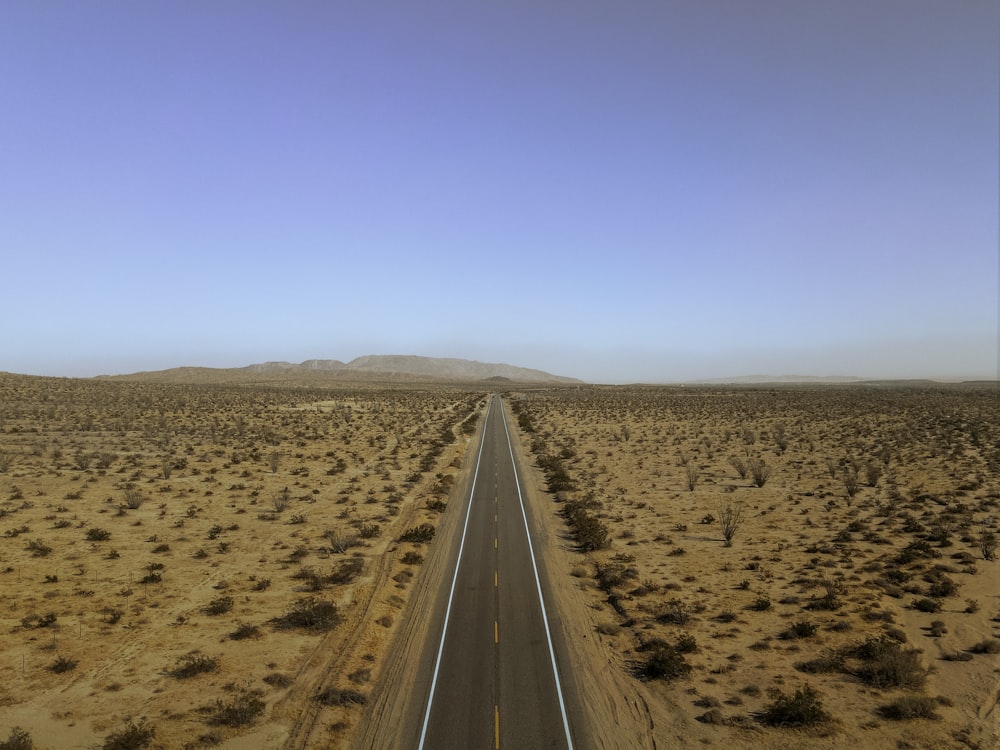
left=2, top=1, right=997, bottom=383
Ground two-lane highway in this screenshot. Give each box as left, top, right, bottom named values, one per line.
left=417, top=395, right=575, bottom=748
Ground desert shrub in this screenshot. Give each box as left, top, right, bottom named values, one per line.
left=537, top=454, right=574, bottom=493
left=0, top=727, right=32, bottom=750
left=655, top=599, right=690, bottom=625
left=675, top=633, right=699, bottom=653
left=85, top=527, right=111, bottom=542
left=252, top=578, right=271, bottom=591
left=925, top=573, right=959, bottom=598
left=230, top=622, right=262, bottom=640
left=203, top=595, right=233, bottom=616
left=807, top=578, right=844, bottom=611
left=271, top=597, right=341, bottom=632
left=561, top=499, right=610, bottom=551
left=329, top=556, right=364, bottom=585
left=638, top=644, right=692, bottom=681
left=759, top=685, right=830, bottom=727
left=850, top=637, right=928, bottom=689
left=325, top=530, right=360, bottom=554
left=842, top=467, right=860, bottom=500
left=968, top=638, right=1000, bottom=654
left=750, top=595, right=772, bottom=612
left=401, top=551, right=423, bottom=564
left=896, top=540, right=938, bottom=565
left=26, top=539, right=52, bottom=557
left=168, top=653, right=220, bottom=679
left=210, top=689, right=265, bottom=727
left=747, top=457, right=772, bottom=487
left=928, top=620, right=947, bottom=637
left=102, top=718, right=155, bottom=750
left=728, top=456, right=748, bottom=479
left=980, top=528, right=997, bottom=560
left=796, top=652, right=845, bottom=674
left=398, top=524, right=435, bottom=544
left=358, top=523, right=381, bottom=538
left=717, top=501, right=747, bottom=546
left=22, top=613, right=57, bottom=629
left=912, top=598, right=941, bottom=613
left=594, top=561, right=637, bottom=591
left=121, top=489, right=144, bottom=510
left=784, top=621, right=817, bottom=639
left=684, top=464, right=698, bottom=491
left=878, top=696, right=940, bottom=720
left=49, top=656, right=78, bottom=673
left=314, top=686, right=367, bottom=706
left=263, top=672, right=293, bottom=688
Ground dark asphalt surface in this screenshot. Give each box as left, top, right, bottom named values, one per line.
left=418, top=396, right=573, bottom=749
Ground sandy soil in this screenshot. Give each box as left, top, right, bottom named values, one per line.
left=2, top=377, right=997, bottom=750
left=0, top=374, right=482, bottom=749
left=507, top=384, right=999, bottom=750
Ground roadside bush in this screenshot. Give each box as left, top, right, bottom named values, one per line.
left=398, top=524, right=435, bottom=544
left=85, top=528, right=111, bottom=542
left=314, top=686, right=367, bottom=706
left=562, top=499, right=609, bottom=551
left=638, top=644, right=692, bottom=681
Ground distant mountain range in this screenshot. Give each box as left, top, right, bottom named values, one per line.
left=98, top=355, right=583, bottom=385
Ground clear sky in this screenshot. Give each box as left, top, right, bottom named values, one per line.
left=2, top=1, right=998, bottom=383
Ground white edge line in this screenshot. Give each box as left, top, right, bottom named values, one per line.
left=416, top=395, right=492, bottom=750
left=500, top=398, right=576, bottom=750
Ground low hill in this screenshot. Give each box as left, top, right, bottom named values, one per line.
left=99, top=355, right=582, bottom=385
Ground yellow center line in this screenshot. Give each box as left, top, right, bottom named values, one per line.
left=494, top=571, right=498, bottom=587
left=495, top=705, right=500, bottom=749
left=495, top=620, right=499, bottom=643
left=495, top=537, right=498, bottom=549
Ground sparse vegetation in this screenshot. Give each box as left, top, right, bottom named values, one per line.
left=0, top=374, right=995, bottom=747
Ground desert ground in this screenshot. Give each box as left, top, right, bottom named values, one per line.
left=508, top=383, right=999, bottom=750
left=0, top=373, right=481, bottom=749
left=0, top=375, right=997, bottom=749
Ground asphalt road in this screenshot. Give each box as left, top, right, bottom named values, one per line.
left=416, top=395, right=575, bottom=749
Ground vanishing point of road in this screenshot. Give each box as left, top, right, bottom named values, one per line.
left=416, top=395, right=575, bottom=748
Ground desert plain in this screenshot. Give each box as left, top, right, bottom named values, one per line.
left=0, top=373, right=997, bottom=749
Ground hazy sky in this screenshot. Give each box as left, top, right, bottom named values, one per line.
left=3, top=1, right=997, bottom=383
